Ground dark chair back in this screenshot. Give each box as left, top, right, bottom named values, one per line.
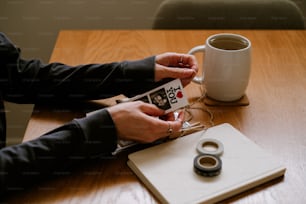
left=153, top=0, right=305, bottom=29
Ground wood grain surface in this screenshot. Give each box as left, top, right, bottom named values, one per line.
left=7, top=30, right=306, bottom=203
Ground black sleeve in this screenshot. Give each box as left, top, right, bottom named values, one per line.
left=0, top=32, right=158, bottom=196
left=0, top=32, right=157, bottom=104
left=0, top=108, right=118, bottom=196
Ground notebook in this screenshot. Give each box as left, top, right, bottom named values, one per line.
left=127, top=123, right=286, bottom=204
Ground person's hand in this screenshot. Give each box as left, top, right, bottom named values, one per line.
left=154, top=52, right=198, bottom=87
left=107, top=101, right=184, bottom=143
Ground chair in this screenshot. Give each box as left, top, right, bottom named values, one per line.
left=152, top=0, right=305, bottom=29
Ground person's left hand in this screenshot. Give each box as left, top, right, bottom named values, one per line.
left=154, top=52, right=198, bottom=87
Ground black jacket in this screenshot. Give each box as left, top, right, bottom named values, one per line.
left=0, top=32, right=156, bottom=196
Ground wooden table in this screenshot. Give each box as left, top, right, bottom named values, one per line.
left=9, top=30, right=306, bottom=203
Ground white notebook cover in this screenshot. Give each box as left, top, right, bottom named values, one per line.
left=127, top=123, right=286, bottom=204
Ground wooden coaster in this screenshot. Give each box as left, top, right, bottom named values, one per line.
left=204, top=95, right=249, bottom=106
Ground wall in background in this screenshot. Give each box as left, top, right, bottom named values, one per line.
left=0, top=0, right=163, bottom=62
left=1, top=0, right=305, bottom=63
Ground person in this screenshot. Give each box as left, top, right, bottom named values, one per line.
left=0, top=32, right=198, bottom=196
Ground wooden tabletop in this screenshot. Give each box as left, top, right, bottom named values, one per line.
left=11, top=30, right=306, bottom=203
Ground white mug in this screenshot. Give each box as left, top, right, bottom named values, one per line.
left=188, top=33, right=251, bottom=102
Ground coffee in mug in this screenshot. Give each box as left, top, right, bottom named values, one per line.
left=188, top=33, right=251, bottom=102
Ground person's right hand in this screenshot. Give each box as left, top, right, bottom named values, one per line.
left=107, top=101, right=184, bottom=143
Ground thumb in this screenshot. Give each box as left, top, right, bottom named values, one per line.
left=140, top=102, right=165, bottom=116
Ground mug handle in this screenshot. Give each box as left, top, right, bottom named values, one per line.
left=188, top=45, right=206, bottom=84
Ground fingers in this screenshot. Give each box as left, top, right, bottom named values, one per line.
left=108, top=101, right=185, bottom=143
left=140, top=103, right=184, bottom=136
left=155, top=52, right=198, bottom=85
left=160, top=65, right=196, bottom=79
left=165, top=111, right=184, bottom=133
left=132, top=111, right=183, bottom=143
left=138, top=101, right=165, bottom=116
left=158, top=111, right=184, bottom=135
left=156, top=52, right=198, bottom=69
left=175, top=54, right=198, bottom=70
left=155, top=65, right=197, bottom=86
